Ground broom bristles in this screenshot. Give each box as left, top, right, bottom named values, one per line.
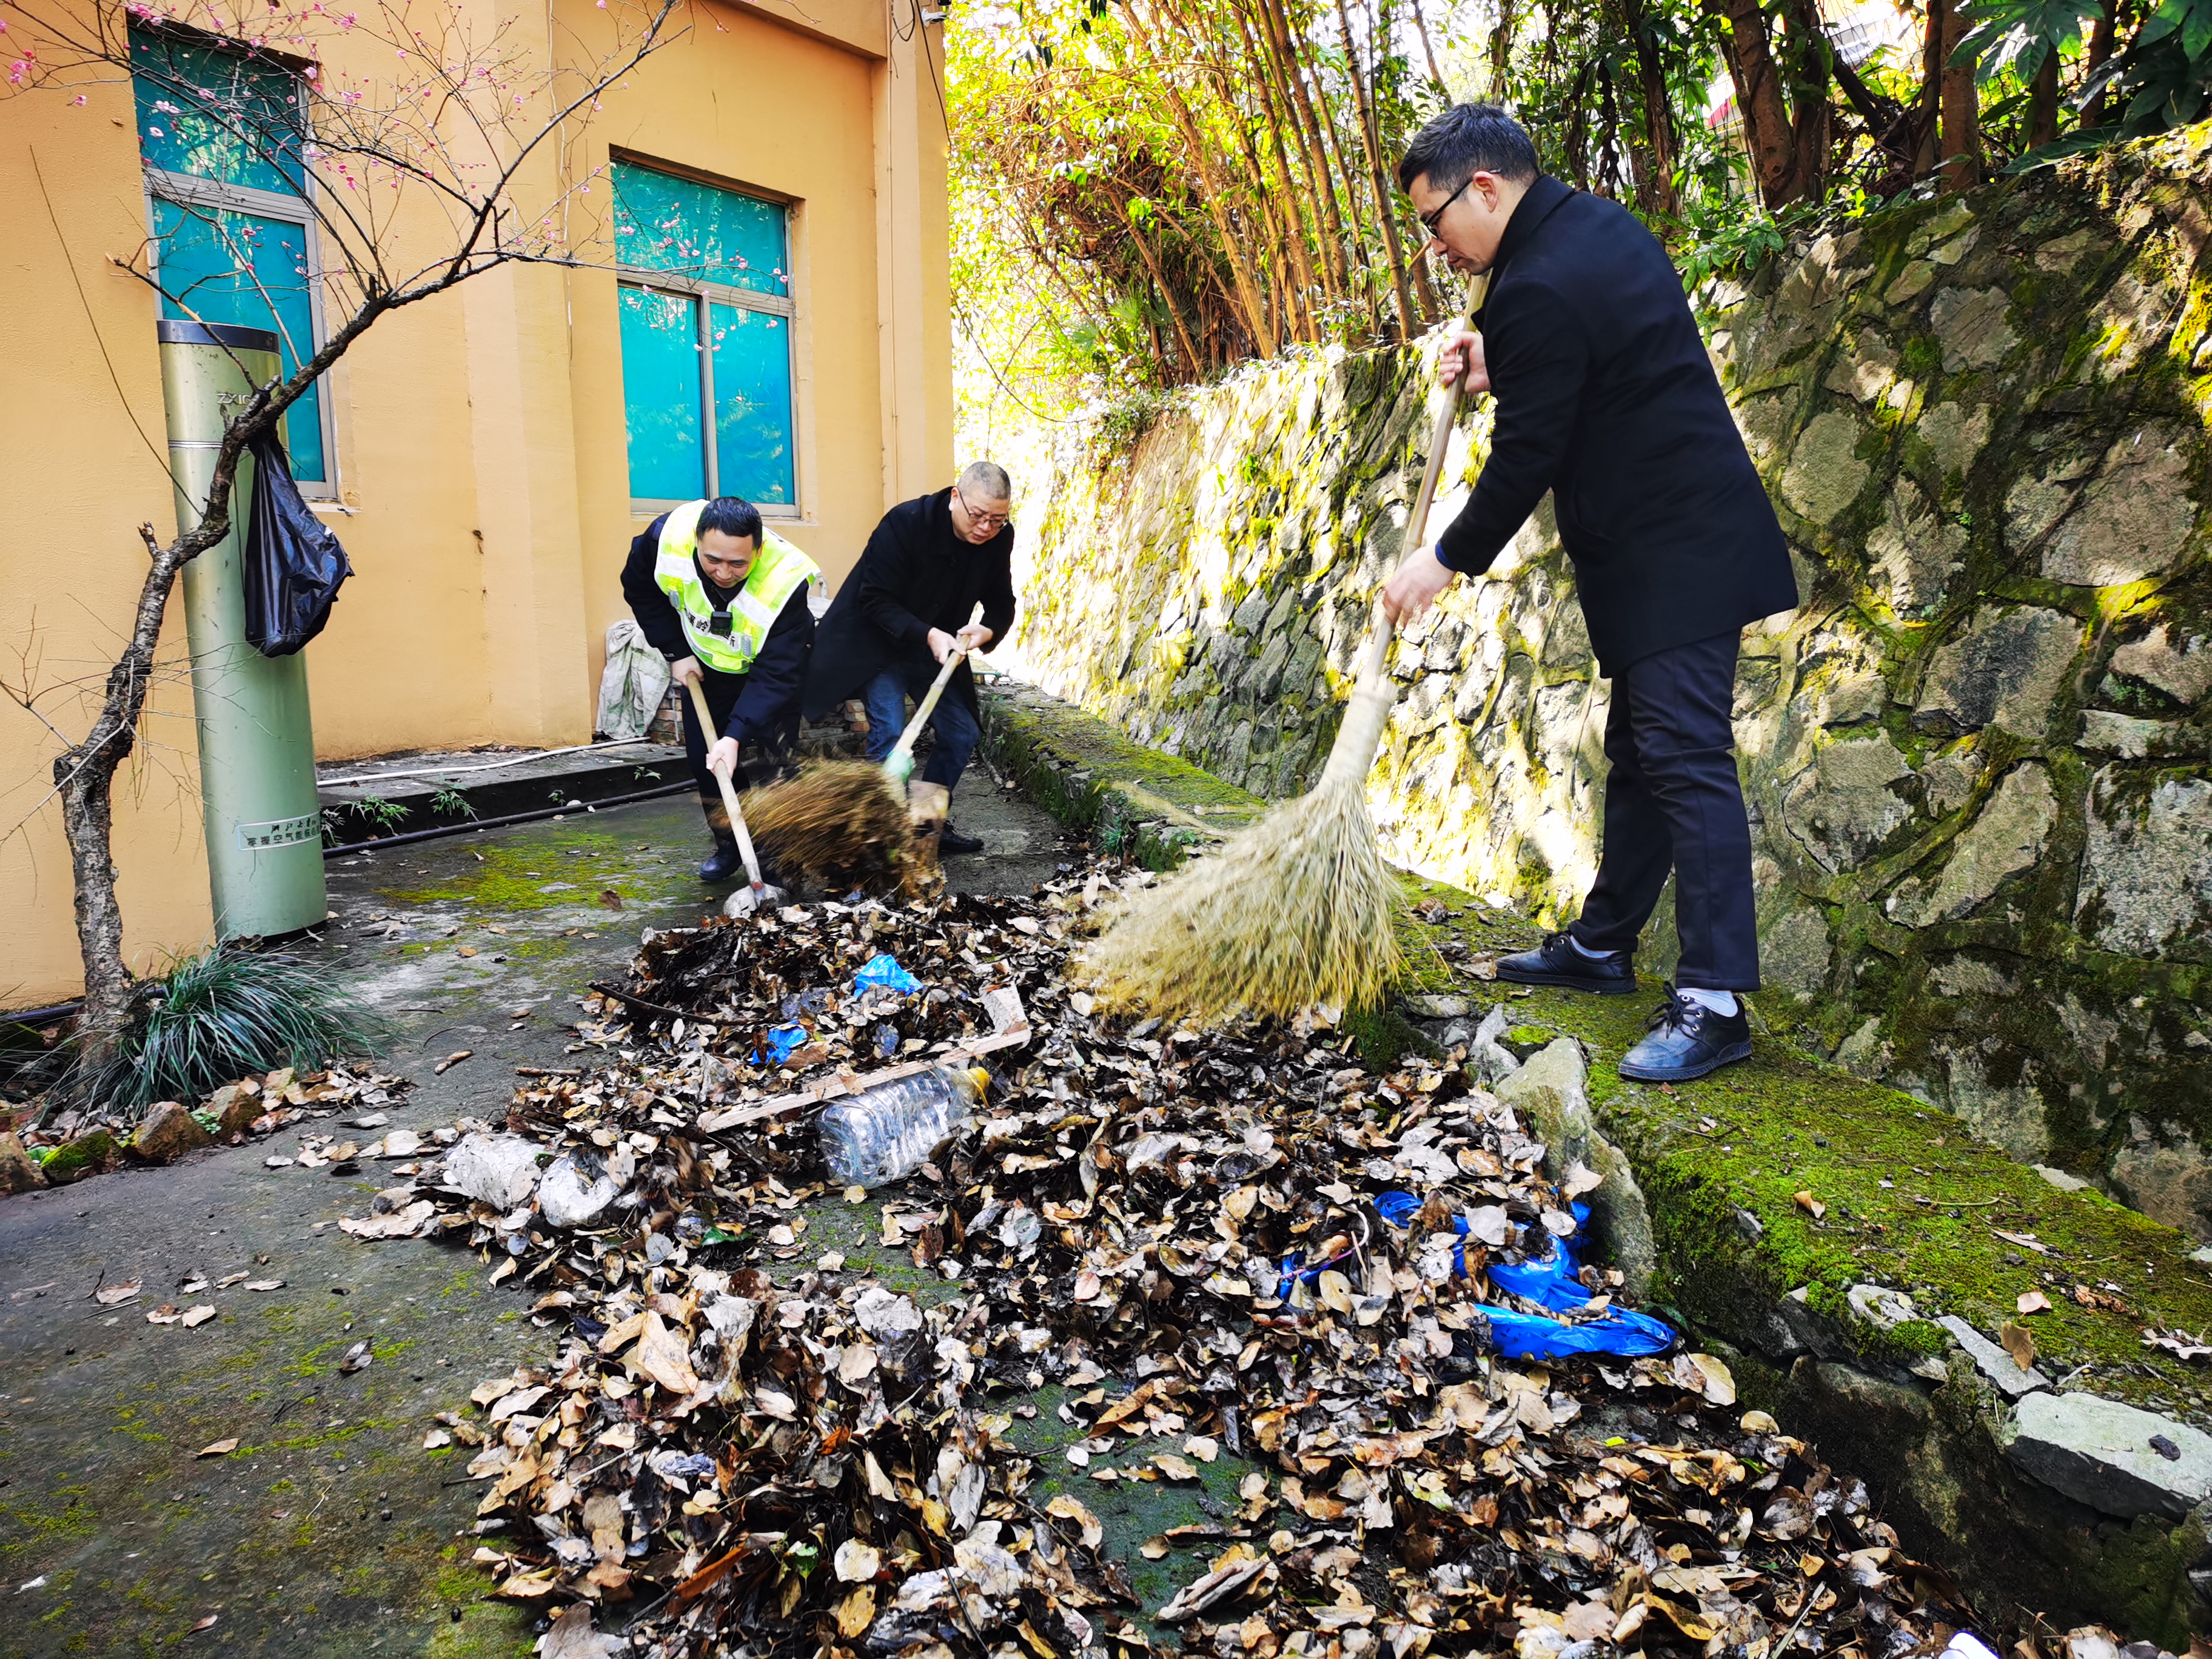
left=743, top=759, right=910, bottom=886
left=1077, top=635, right=1406, bottom=1023
left=1075, top=772, right=1401, bottom=1022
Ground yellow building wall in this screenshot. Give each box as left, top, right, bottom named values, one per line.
left=0, top=61, right=215, bottom=1009
left=0, top=0, right=953, bottom=1008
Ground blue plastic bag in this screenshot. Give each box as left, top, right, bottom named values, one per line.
left=1373, top=1190, right=1675, bottom=1360
left=762, top=1024, right=809, bottom=1064
left=853, top=953, right=922, bottom=996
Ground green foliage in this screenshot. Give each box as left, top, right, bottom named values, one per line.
left=430, top=788, right=477, bottom=820
left=88, top=943, right=385, bottom=1111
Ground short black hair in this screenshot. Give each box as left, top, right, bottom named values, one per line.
left=1397, top=103, right=1539, bottom=194
left=698, top=497, right=763, bottom=544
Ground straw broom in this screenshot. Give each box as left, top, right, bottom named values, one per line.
left=1078, top=283, right=1487, bottom=1022
left=743, top=603, right=985, bottom=884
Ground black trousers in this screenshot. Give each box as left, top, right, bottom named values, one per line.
left=1567, top=630, right=1760, bottom=991
left=678, top=666, right=797, bottom=839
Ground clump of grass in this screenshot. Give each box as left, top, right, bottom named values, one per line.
left=91, top=944, right=386, bottom=1112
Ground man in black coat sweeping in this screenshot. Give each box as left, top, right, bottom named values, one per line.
left=1381, top=104, right=1798, bottom=1084
left=803, top=462, right=1018, bottom=855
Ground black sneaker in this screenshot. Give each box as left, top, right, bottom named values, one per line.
left=1496, top=931, right=1637, bottom=996
left=939, top=823, right=984, bottom=856
left=1618, top=986, right=1753, bottom=1083
left=699, top=837, right=742, bottom=882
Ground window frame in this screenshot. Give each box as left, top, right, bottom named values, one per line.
left=612, top=163, right=800, bottom=521
left=134, top=36, right=338, bottom=499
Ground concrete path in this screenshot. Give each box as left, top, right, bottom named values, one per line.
left=0, top=783, right=1074, bottom=1658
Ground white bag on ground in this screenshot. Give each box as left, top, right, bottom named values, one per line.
left=596, top=620, right=671, bottom=740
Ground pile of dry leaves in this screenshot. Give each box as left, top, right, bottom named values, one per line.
left=341, top=865, right=1979, bottom=1659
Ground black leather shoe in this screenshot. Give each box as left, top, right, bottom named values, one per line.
left=699, top=837, right=742, bottom=882
left=1618, top=986, right=1753, bottom=1082
left=939, top=823, right=984, bottom=856
left=1496, top=931, right=1637, bottom=995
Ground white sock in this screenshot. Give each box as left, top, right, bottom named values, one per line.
left=1567, top=933, right=1620, bottom=960
left=1680, top=987, right=1740, bottom=1017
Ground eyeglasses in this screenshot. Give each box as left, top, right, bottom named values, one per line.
left=1419, top=173, right=1475, bottom=238
left=955, top=486, right=1010, bottom=531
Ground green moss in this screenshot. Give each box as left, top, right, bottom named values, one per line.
left=380, top=828, right=638, bottom=913
left=41, top=1130, right=118, bottom=1184
left=0, top=1485, right=97, bottom=1557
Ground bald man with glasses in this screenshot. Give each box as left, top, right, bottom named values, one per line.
left=804, top=462, right=1019, bottom=856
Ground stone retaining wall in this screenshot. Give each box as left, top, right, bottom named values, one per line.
left=1008, top=130, right=2212, bottom=1236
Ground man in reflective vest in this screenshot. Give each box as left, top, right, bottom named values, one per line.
left=620, top=495, right=820, bottom=880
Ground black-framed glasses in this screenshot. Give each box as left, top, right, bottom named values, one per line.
left=955, top=485, right=1010, bottom=531
left=1419, top=173, right=1475, bottom=237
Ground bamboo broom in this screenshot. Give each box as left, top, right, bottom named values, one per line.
left=1077, top=283, right=1489, bottom=1022
left=684, top=677, right=785, bottom=916
left=743, top=604, right=985, bottom=883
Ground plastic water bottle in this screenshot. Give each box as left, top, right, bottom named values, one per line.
left=820, top=1065, right=990, bottom=1188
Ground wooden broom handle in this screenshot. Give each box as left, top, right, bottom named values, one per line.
left=683, top=677, right=768, bottom=897
left=1352, top=274, right=1493, bottom=692
left=890, top=602, right=986, bottom=760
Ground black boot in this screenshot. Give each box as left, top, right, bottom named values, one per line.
left=1617, top=986, right=1753, bottom=1082
left=939, top=823, right=983, bottom=856
left=700, top=835, right=742, bottom=882
left=1496, top=930, right=1637, bottom=995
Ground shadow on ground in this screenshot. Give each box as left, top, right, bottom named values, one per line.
left=0, top=785, right=1078, bottom=1658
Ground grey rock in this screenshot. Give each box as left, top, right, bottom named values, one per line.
left=442, top=1133, right=543, bottom=1210
left=1469, top=1005, right=1520, bottom=1085
left=1916, top=606, right=2082, bottom=739
left=1500, top=1040, right=1658, bottom=1296
left=1404, top=994, right=1473, bottom=1019
left=1936, top=1313, right=2049, bottom=1398
left=1848, top=1282, right=1920, bottom=1329
left=1887, top=764, right=2057, bottom=925
left=1917, top=401, right=1991, bottom=480
left=2005, top=1390, right=2212, bottom=1518
left=2077, top=765, right=2212, bottom=958
left=2041, top=428, right=2196, bottom=587
left=2036, top=1164, right=2090, bottom=1192
left=2078, top=711, right=2173, bottom=758
left=2113, top=624, right=2212, bottom=705
left=1931, top=287, right=2017, bottom=370
left=1781, top=732, right=1916, bottom=873
left=1866, top=488, right=1966, bottom=617
left=1781, top=411, right=1869, bottom=525
left=1759, top=905, right=1831, bottom=999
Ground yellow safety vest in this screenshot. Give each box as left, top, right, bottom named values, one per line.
left=653, top=501, right=821, bottom=674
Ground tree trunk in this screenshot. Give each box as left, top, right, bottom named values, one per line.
left=1618, top=0, right=1681, bottom=218
left=1333, top=0, right=1419, bottom=343
left=1486, top=0, right=1517, bottom=99
left=59, top=531, right=192, bottom=1081
left=1778, top=0, right=1832, bottom=205
left=1936, top=0, right=1979, bottom=190
left=1410, top=0, right=1447, bottom=90
left=1709, top=0, right=1800, bottom=206
left=2028, top=47, right=2060, bottom=149
left=2082, top=0, right=2118, bottom=125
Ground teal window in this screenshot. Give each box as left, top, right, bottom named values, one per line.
left=613, top=161, right=796, bottom=511
left=132, top=25, right=330, bottom=489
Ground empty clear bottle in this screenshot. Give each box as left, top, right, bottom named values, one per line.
left=820, top=1064, right=990, bottom=1188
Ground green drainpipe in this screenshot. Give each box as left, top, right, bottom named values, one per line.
left=158, top=319, right=326, bottom=939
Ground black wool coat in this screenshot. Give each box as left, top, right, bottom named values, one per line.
left=803, top=489, right=1017, bottom=722
left=1435, top=174, right=1796, bottom=674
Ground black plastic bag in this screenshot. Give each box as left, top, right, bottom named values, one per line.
left=243, top=427, right=353, bottom=657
